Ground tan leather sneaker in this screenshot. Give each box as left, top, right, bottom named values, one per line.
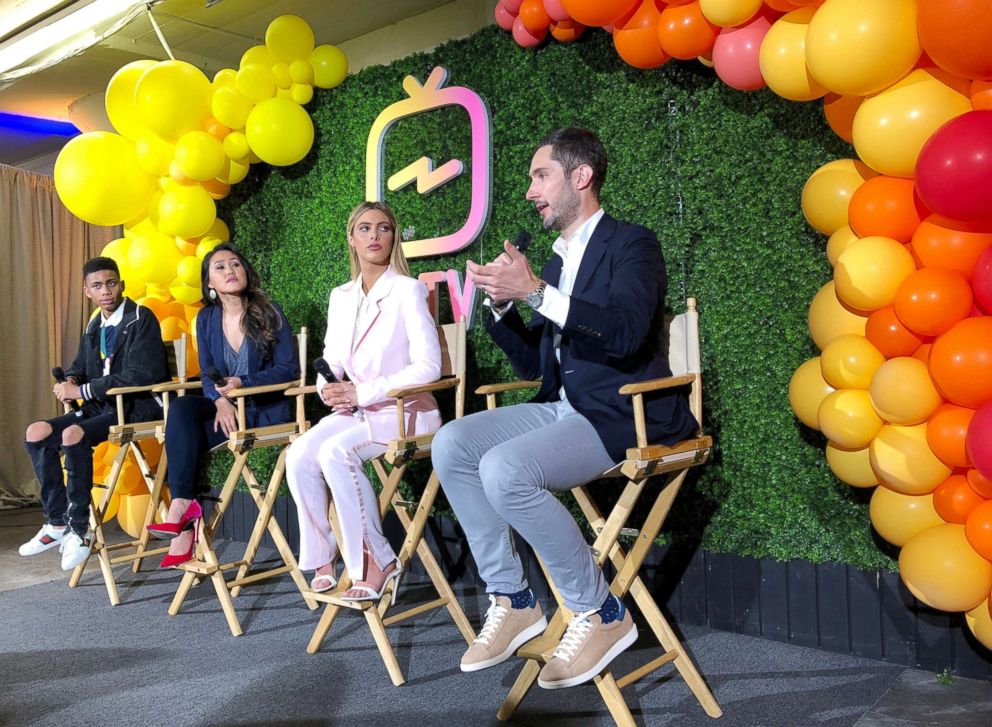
left=460, top=594, right=548, bottom=672
left=538, top=599, right=638, bottom=689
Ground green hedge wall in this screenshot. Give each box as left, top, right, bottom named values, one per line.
left=214, top=25, right=894, bottom=571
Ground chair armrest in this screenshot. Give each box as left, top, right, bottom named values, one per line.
left=285, top=384, right=317, bottom=396
left=386, top=378, right=459, bottom=398
left=475, top=380, right=542, bottom=396
left=105, top=383, right=162, bottom=395
left=152, top=381, right=204, bottom=393
left=618, top=374, right=696, bottom=396
left=226, top=381, right=297, bottom=398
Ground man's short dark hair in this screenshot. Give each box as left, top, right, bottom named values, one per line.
left=82, top=256, right=120, bottom=280
left=536, top=127, right=608, bottom=198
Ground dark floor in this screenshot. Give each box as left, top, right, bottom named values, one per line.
left=1, top=507, right=989, bottom=727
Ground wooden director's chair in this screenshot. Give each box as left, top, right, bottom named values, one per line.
left=165, top=328, right=317, bottom=637
left=299, top=317, right=476, bottom=685
left=68, top=334, right=191, bottom=606
left=477, top=298, right=722, bottom=725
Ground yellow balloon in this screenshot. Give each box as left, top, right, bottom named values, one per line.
left=237, top=63, right=276, bottom=103
left=266, top=15, right=315, bottom=63
left=789, top=358, right=835, bottom=428
left=117, top=493, right=151, bottom=538
left=870, top=423, right=951, bottom=495
left=820, top=334, right=884, bottom=390
left=245, top=98, right=314, bottom=167
left=157, top=184, right=216, bottom=239
left=92, top=481, right=120, bottom=522
left=175, top=130, right=225, bottom=182
left=699, top=0, right=763, bottom=28
left=223, top=131, right=250, bottom=161
left=105, top=59, right=157, bottom=140
left=240, top=45, right=275, bottom=70
left=805, top=0, right=920, bottom=96
left=272, top=62, right=292, bottom=89
left=290, top=59, right=314, bottom=85
left=869, top=486, right=941, bottom=546
left=834, top=236, right=916, bottom=312
left=119, top=265, right=145, bottom=298
left=169, top=282, right=203, bottom=306
left=276, top=87, right=294, bottom=102
left=827, top=442, right=879, bottom=488
left=195, top=236, right=223, bottom=260
left=852, top=69, right=972, bottom=179
left=311, top=44, right=348, bottom=89
left=176, top=255, right=202, bottom=287
left=54, top=132, right=156, bottom=226
left=817, top=389, right=883, bottom=449
left=175, top=237, right=197, bottom=256
left=826, top=225, right=859, bottom=267
left=211, top=86, right=254, bottom=131
left=758, top=8, right=827, bottom=102
left=965, top=603, right=992, bottom=652
left=291, top=83, right=314, bottom=105
left=869, top=357, right=942, bottom=425
left=217, top=156, right=250, bottom=185
left=204, top=218, right=230, bottom=242
left=808, top=281, right=868, bottom=350
left=135, top=60, right=212, bottom=141
left=128, top=226, right=183, bottom=286
left=134, top=133, right=175, bottom=177
left=101, top=237, right=131, bottom=266
left=801, top=158, right=874, bottom=235
left=213, top=68, right=238, bottom=89
left=900, top=524, right=992, bottom=612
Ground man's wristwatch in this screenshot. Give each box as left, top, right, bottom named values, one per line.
left=524, top=280, right=547, bottom=309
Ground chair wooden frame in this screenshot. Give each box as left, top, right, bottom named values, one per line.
left=299, top=319, right=476, bottom=685
left=68, top=334, right=190, bottom=606
left=165, top=328, right=317, bottom=637
left=479, top=298, right=722, bottom=725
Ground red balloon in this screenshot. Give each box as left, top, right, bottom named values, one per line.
left=865, top=306, right=925, bottom=357
left=512, top=14, right=547, bottom=47
left=848, top=176, right=928, bottom=244
left=561, top=0, right=638, bottom=27
left=893, top=267, right=973, bottom=337
left=929, top=317, right=992, bottom=408
left=918, top=0, right=992, bottom=81
left=967, top=401, right=992, bottom=481
left=614, top=1, right=669, bottom=70
left=916, top=111, right=992, bottom=226
left=911, top=215, right=992, bottom=279
left=495, top=2, right=516, bottom=31
left=972, top=246, right=992, bottom=312
left=519, top=0, right=551, bottom=33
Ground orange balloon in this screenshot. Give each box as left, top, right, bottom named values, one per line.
left=561, top=0, right=638, bottom=27
left=965, top=500, right=992, bottom=561
left=204, top=117, right=230, bottom=140
left=927, top=403, right=976, bottom=468
left=918, top=0, right=992, bottom=81
left=823, top=93, right=863, bottom=144
left=865, top=306, right=925, bottom=358
left=893, top=267, right=973, bottom=337
left=848, top=176, right=927, bottom=244
left=519, top=0, right=551, bottom=33
left=933, top=474, right=987, bottom=523
left=969, top=469, right=992, bottom=498
left=913, top=342, right=933, bottom=364
left=614, top=1, right=669, bottom=69
left=764, top=0, right=799, bottom=10
left=550, top=19, right=585, bottom=42
left=972, top=80, right=992, bottom=111
left=929, top=317, right=992, bottom=408
left=910, top=215, right=992, bottom=279
left=657, top=2, right=719, bottom=61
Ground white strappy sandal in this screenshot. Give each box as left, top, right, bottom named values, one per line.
left=339, top=560, right=403, bottom=605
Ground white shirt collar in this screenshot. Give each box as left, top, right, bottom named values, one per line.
left=552, top=208, right=605, bottom=260
left=101, top=301, right=126, bottom=327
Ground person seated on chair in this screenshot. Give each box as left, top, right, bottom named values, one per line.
left=20, top=256, right=167, bottom=571
left=285, top=201, right=442, bottom=602
left=148, top=242, right=299, bottom=568
left=432, top=128, right=698, bottom=689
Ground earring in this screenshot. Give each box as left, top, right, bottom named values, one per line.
left=208, top=288, right=217, bottom=300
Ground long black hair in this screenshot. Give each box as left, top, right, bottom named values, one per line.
left=200, top=242, right=282, bottom=358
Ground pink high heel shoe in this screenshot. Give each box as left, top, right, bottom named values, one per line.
left=147, top=499, right=202, bottom=540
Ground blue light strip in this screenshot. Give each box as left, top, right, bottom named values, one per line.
left=0, top=111, right=79, bottom=136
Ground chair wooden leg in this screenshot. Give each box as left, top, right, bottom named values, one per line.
left=70, top=445, right=127, bottom=592
left=365, top=606, right=405, bottom=686
left=594, top=671, right=637, bottom=727
left=168, top=571, right=198, bottom=616
left=230, top=464, right=273, bottom=599
left=496, top=659, right=543, bottom=721
left=132, top=446, right=169, bottom=573
left=211, top=569, right=244, bottom=637
left=307, top=604, right=343, bottom=654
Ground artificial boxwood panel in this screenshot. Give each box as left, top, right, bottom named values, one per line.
left=217, top=25, right=893, bottom=571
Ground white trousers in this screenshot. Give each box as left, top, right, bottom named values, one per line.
left=286, top=413, right=391, bottom=577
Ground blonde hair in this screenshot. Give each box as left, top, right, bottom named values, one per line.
left=345, top=201, right=411, bottom=279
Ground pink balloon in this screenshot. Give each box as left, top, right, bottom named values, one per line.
left=711, top=14, right=772, bottom=91
left=544, top=0, right=570, bottom=22
left=966, top=401, right=992, bottom=481
left=495, top=2, right=516, bottom=31
left=916, top=110, right=992, bottom=225
left=503, top=0, right=524, bottom=13
left=512, top=15, right=546, bottom=47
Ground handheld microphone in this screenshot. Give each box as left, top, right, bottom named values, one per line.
left=511, top=229, right=533, bottom=254
left=52, top=367, right=82, bottom=414
left=313, top=358, right=357, bottom=414
left=204, top=367, right=227, bottom=387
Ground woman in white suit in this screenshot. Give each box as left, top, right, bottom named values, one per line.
left=286, top=201, right=442, bottom=601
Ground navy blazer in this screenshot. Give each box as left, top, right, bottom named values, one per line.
left=488, top=214, right=698, bottom=462
left=196, top=302, right=299, bottom=428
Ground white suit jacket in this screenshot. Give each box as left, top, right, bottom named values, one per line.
left=316, top=266, right=442, bottom=442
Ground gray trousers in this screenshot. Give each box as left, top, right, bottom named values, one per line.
left=432, top=399, right=615, bottom=612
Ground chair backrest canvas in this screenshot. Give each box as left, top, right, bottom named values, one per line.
left=438, top=320, right=467, bottom=420
left=665, top=298, right=702, bottom=426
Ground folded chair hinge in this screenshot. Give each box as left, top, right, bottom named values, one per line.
left=118, top=429, right=135, bottom=445
left=394, top=499, right=418, bottom=514
left=236, top=432, right=256, bottom=453
left=594, top=526, right=640, bottom=539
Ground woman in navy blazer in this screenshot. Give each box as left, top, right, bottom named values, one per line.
left=148, top=242, right=299, bottom=567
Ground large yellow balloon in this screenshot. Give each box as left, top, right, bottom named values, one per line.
left=758, top=8, right=827, bottom=102
left=817, top=389, right=883, bottom=449
left=157, top=184, right=216, bottom=239
left=870, top=424, right=951, bottom=495
left=852, top=69, right=972, bottom=179
left=105, top=60, right=157, bottom=140
left=117, top=493, right=151, bottom=539
left=869, top=357, right=942, bottom=426
left=820, top=334, right=884, bottom=390
left=245, top=98, right=314, bottom=167
left=128, top=226, right=183, bottom=286
left=826, top=442, right=879, bottom=488
left=805, top=0, right=920, bottom=97
left=801, top=159, right=874, bottom=236
left=826, top=225, right=859, bottom=267
left=54, top=132, right=155, bottom=226
left=266, top=15, right=315, bottom=63
left=900, top=524, right=992, bottom=612
left=699, top=0, right=763, bottom=27
left=834, top=236, right=915, bottom=312
left=237, top=63, right=276, bottom=103
left=211, top=86, right=254, bottom=131
left=175, top=131, right=225, bottom=182
left=134, top=60, right=212, bottom=141
left=808, top=281, right=868, bottom=350
left=240, top=45, right=275, bottom=70
left=869, top=487, right=941, bottom=546
left=134, top=133, right=175, bottom=177
left=176, top=255, right=202, bottom=287
left=965, top=603, right=992, bottom=652
left=311, top=44, right=348, bottom=89
left=789, top=358, right=835, bottom=428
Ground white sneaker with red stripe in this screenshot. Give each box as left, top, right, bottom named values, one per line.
left=18, top=523, right=67, bottom=556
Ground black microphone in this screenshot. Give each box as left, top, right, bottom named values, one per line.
left=314, top=358, right=357, bottom=413
left=203, top=367, right=227, bottom=387
left=52, top=367, right=82, bottom=414
left=511, top=229, right=532, bottom=254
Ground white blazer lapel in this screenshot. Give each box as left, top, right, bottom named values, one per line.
left=352, top=266, right=396, bottom=353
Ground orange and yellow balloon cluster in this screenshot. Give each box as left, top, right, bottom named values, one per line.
left=89, top=440, right=169, bottom=538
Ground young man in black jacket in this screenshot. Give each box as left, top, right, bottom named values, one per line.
left=20, top=257, right=167, bottom=570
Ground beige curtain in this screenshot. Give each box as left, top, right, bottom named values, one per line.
left=0, top=163, right=117, bottom=506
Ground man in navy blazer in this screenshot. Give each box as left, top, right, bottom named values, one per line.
left=433, top=128, right=696, bottom=690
